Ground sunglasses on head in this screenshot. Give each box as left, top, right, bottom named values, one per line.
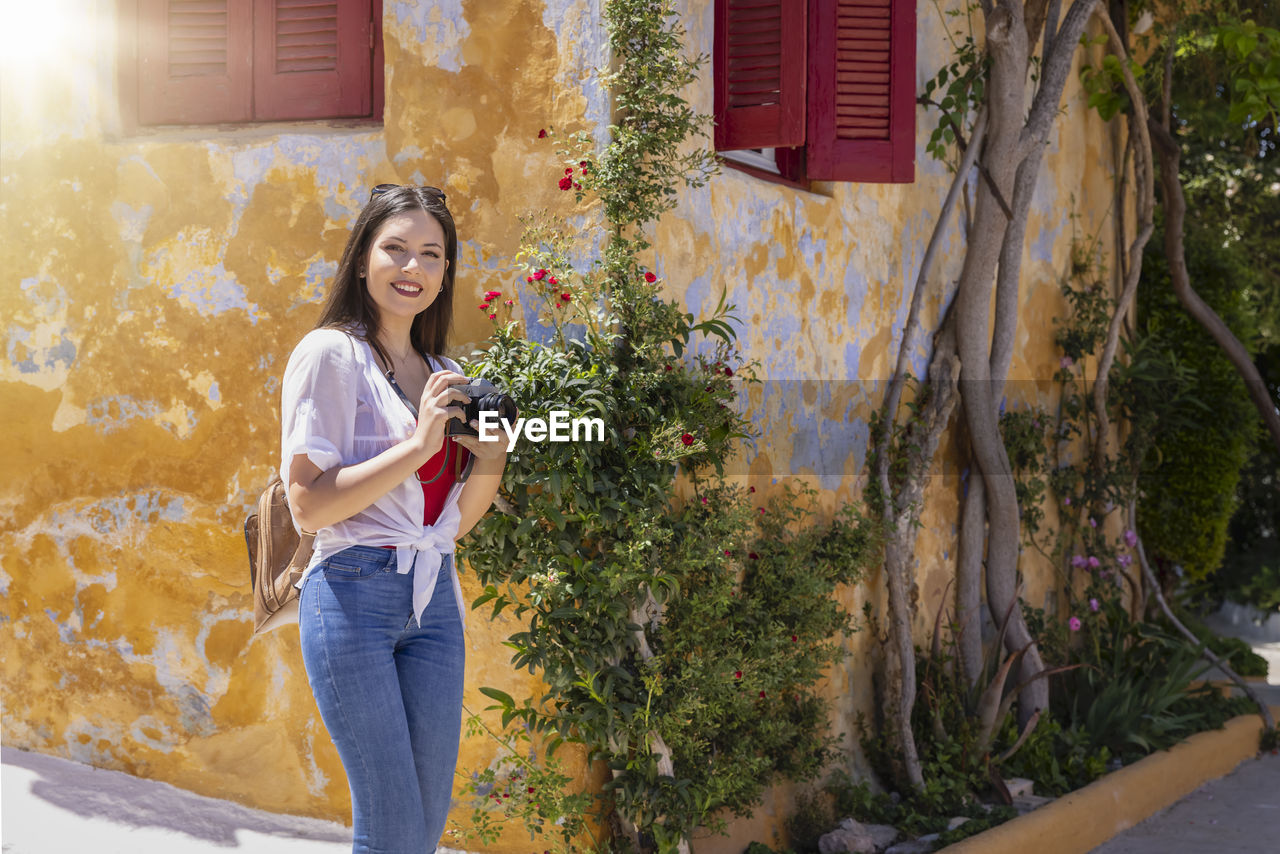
left=369, top=183, right=447, bottom=203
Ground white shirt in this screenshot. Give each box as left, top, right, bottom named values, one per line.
left=280, top=326, right=467, bottom=627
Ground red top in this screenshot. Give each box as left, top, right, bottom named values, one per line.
left=419, top=437, right=470, bottom=526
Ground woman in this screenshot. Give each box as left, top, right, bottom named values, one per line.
left=280, top=184, right=506, bottom=853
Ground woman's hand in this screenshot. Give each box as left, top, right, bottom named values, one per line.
left=453, top=419, right=510, bottom=462
left=413, top=371, right=470, bottom=463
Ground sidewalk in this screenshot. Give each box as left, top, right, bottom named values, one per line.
left=1, top=746, right=354, bottom=853
left=1088, top=750, right=1280, bottom=853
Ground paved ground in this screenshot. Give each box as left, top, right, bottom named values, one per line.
left=1089, top=750, right=1280, bottom=854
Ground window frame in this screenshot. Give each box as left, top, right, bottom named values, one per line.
left=713, top=0, right=916, bottom=186
left=116, top=0, right=385, bottom=133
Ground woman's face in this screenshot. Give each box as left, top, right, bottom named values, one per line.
left=363, top=208, right=449, bottom=327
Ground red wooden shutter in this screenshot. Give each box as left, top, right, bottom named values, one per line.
left=806, top=0, right=915, bottom=182
left=252, top=0, right=371, bottom=121
left=136, top=0, right=253, bottom=124
left=714, top=0, right=807, bottom=150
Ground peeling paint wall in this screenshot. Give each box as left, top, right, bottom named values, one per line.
left=1, top=0, right=1127, bottom=849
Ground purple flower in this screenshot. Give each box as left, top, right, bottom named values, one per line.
left=1064, top=496, right=1072, bottom=506
left=1089, top=598, right=1100, bottom=612
left=1125, top=529, right=1138, bottom=548
left=1060, top=356, right=1074, bottom=369
left=1088, top=517, right=1097, bottom=528
left=1117, top=554, right=1132, bottom=568
left=1069, top=616, right=1082, bottom=632
left=1087, top=556, right=1101, bottom=570
left=1071, top=555, right=1087, bottom=569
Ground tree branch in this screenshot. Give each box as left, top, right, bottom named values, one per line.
left=1021, top=0, right=1101, bottom=158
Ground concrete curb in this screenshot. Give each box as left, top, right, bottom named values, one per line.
left=939, top=708, right=1276, bottom=854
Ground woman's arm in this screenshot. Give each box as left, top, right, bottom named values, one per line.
left=288, top=371, right=469, bottom=532
left=452, top=424, right=509, bottom=539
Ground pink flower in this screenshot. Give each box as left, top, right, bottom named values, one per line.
left=1125, top=529, right=1138, bottom=548
left=1087, top=556, right=1100, bottom=570
left=681, top=433, right=694, bottom=446
left=758, top=507, right=765, bottom=514
left=644, top=272, right=657, bottom=283
left=1061, top=356, right=1074, bottom=369
left=1089, top=598, right=1100, bottom=612
left=505, top=299, right=514, bottom=305
left=558, top=176, right=573, bottom=191
left=1069, top=616, right=1082, bottom=632
left=700, top=496, right=707, bottom=505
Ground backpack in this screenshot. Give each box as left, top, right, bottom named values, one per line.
left=244, top=475, right=315, bottom=634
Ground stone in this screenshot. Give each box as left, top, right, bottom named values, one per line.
left=863, top=823, right=903, bottom=850
left=819, top=820, right=876, bottom=854
left=945, top=816, right=971, bottom=831
left=1004, top=776, right=1035, bottom=799
left=1012, top=793, right=1055, bottom=815
left=885, top=834, right=939, bottom=854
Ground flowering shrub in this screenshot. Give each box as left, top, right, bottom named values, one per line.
left=451, top=3, right=877, bottom=853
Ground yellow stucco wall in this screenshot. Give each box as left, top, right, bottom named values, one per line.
left=1, top=1, right=1128, bottom=850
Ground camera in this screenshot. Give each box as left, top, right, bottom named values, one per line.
left=446, top=378, right=519, bottom=438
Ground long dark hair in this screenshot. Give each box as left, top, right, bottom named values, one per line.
left=315, top=185, right=457, bottom=368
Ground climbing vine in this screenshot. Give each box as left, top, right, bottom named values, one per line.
left=450, top=3, right=878, bottom=853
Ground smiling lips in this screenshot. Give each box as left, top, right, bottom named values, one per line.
left=392, top=279, right=423, bottom=297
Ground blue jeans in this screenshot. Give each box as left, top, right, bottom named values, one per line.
left=299, top=546, right=465, bottom=854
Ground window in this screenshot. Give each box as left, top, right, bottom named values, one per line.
left=121, top=0, right=383, bottom=127
left=713, top=0, right=916, bottom=185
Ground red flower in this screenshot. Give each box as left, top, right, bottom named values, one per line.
left=533, top=269, right=546, bottom=281
left=538, top=128, right=547, bottom=138
left=644, top=271, right=657, bottom=283
left=558, top=176, right=573, bottom=191
left=489, top=313, right=497, bottom=320
left=526, top=276, right=534, bottom=283
left=528, top=787, right=535, bottom=793
left=748, top=552, right=759, bottom=560
left=580, top=160, right=588, bottom=168
left=573, top=182, right=581, bottom=190
left=681, top=433, right=694, bottom=446
left=734, top=671, right=743, bottom=679
left=748, top=486, right=755, bottom=493
left=560, top=292, right=571, bottom=302
left=504, top=299, right=514, bottom=305
left=479, top=304, right=490, bottom=310
left=548, top=276, right=558, bottom=285
left=700, top=496, right=707, bottom=504
left=484, top=290, right=502, bottom=300
left=758, top=691, right=766, bottom=698
left=564, top=167, right=573, bottom=175
left=724, top=367, right=733, bottom=377
left=664, top=364, right=673, bottom=371
left=759, top=507, right=765, bottom=514
left=723, top=549, right=731, bottom=557
left=791, top=635, right=798, bottom=642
